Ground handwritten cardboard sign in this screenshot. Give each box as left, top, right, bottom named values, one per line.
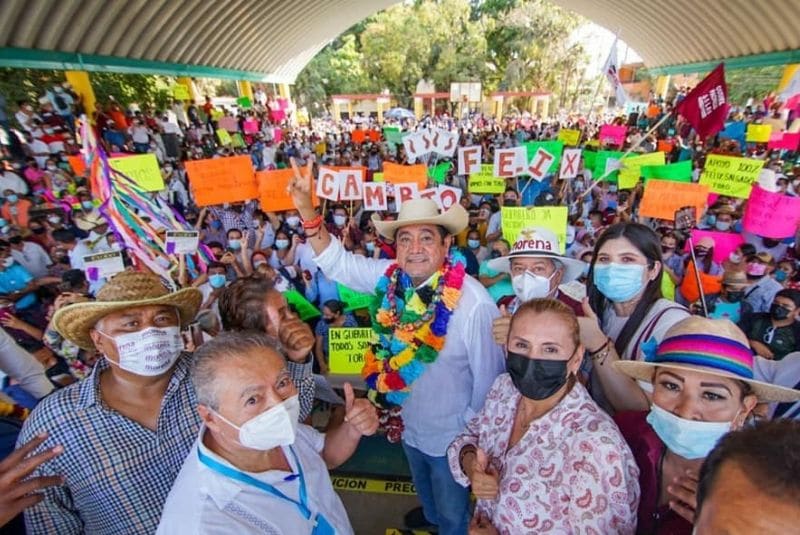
left=745, top=124, right=772, bottom=143
left=165, top=231, right=199, bottom=255
left=328, top=327, right=373, bottom=374
left=382, top=162, right=428, bottom=189
left=639, top=180, right=709, bottom=221
left=109, top=153, right=165, bottom=192
left=683, top=230, right=744, bottom=264
left=618, top=151, right=665, bottom=189
left=500, top=206, right=568, bottom=253
left=742, top=185, right=800, bottom=238
left=458, top=146, right=482, bottom=175
left=468, top=164, right=505, bottom=194
left=699, top=155, right=763, bottom=198
left=257, top=168, right=319, bottom=212
left=557, top=129, right=580, bottom=146
left=186, top=155, right=259, bottom=207
left=599, top=124, right=627, bottom=146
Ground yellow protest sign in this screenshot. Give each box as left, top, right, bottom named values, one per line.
left=557, top=128, right=581, bottom=146
left=108, top=153, right=164, bottom=191
left=501, top=206, right=569, bottom=253
left=468, top=164, right=505, bottom=194
left=216, top=128, right=232, bottom=146
left=618, top=152, right=665, bottom=189
left=329, top=328, right=373, bottom=374
left=746, top=124, right=772, bottom=143
left=699, top=155, right=763, bottom=199
left=171, top=84, right=191, bottom=100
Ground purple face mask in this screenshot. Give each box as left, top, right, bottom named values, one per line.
left=746, top=262, right=767, bottom=276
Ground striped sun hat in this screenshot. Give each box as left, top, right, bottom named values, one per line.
left=615, top=316, right=800, bottom=402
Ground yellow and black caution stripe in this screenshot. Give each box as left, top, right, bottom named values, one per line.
left=330, top=475, right=417, bottom=496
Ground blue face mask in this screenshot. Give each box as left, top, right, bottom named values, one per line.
left=7, top=194, right=18, bottom=204
left=211, top=220, right=223, bottom=230
left=467, top=239, right=480, bottom=249
left=775, top=270, right=787, bottom=282
left=646, top=404, right=735, bottom=459
left=365, top=242, right=375, bottom=253
left=228, top=239, right=241, bottom=251
left=82, top=200, right=94, bottom=210
left=593, top=263, right=646, bottom=302
left=208, top=273, right=227, bottom=289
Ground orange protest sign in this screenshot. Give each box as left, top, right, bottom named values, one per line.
left=639, top=180, right=709, bottom=221
left=68, top=155, right=87, bottom=177
left=647, top=104, right=660, bottom=118
left=382, top=162, right=428, bottom=189
left=351, top=130, right=366, bottom=144
left=257, top=169, right=319, bottom=212
left=367, top=130, right=381, bottom=142
left=185, top=155, right=258, bottom=207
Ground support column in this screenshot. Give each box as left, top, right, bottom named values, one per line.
left=655, top=75, right=671, bottom=100
left=237, top=81, right=254, bottom=101
left=540, top=97, right=550, bottom=119
left=65, top=71, right=96, bottom=119
left=778, top=64, right=800, bottom=95
left=376, top=99, right=384, bottom=123
left=176, top=77, right=199, bottom=103
left=347, top=100, right=353, bottom=120
left=414, top=97, right=423, bottom=120
left=333, top=101, right=342, bottom=122
left=494, top=96, right=504, bottom=120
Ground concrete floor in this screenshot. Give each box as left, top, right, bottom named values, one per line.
left=336, top=487, right=424, bottom=535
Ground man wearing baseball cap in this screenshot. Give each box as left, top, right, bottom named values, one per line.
left=488, top=226, right=587, bottom=345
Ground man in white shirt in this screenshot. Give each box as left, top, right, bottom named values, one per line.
left=0, top=327, right=53, bottom=401
left=287, top=160, right=504, bottom=534
left=0, top=169, right=29, bottom=196
left=8, top=231, right=52, bottom=278
left=158, top=331, right=377, bottom=534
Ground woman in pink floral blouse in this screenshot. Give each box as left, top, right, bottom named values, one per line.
left=447, top=298, right=640, bottom=534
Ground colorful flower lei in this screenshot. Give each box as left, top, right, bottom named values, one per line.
left=362, top=249, right=467, bottom=411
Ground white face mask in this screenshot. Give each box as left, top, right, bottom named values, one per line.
left=512, top=270, right=556, bottom=302
left=99, top=326, right=183, bottom=376
left=285, top=216, right=300, bottom=227
left=646, top=403, right=736, bottom=459
left=214, top=395, right=300, bottom=451
left=333, top=214, right=347, bottom=227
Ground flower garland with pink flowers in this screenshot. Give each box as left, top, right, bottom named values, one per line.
left=361, top=250, right=466, bottom=418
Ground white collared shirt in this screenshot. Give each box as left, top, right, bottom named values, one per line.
left=313, top=238, right=505, bottom=456
left=157, top=424, right=353, bottom=535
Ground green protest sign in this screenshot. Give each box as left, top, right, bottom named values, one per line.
left=618, top=151, right=665, bottom=189
left=337, top=283, right=375, bottom=312
left=642, top=161, right=692, bottom=183
left=216, top=128, right=232, bottom=146
left=329, top=327, right=373, bottom=374
left=593, top=150, right=624, bottom=182
left=428, top=162, right=452, bottom=184
left=231, top=133, right=245, bottom=148
left=284, top=290, right=321, bottom=321
left=237, top=96, right=252, bottom=109
left=501, top=206, right=569, bottom=253
left=523, top=140, right=563, bottom=173
left=583, top=149, right=597, bottom=171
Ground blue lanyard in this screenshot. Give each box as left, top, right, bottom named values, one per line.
left=198, top=446, right=312, bottom=519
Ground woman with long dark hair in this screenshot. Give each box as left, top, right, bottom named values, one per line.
left=578, top=222, right=689, bottom=413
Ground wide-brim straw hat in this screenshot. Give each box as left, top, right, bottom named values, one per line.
left=372, top=198, right=468, bottom=240
left=53, top=271, right=202, bottom=350
left=615, top=316, right=800, bottom=402
left=487, top=226, right=586, bottom=282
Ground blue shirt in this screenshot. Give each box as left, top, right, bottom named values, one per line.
left=0, top=262, right=36, bottom=309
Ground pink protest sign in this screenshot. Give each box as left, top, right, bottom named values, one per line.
left=217, top=116, right=239, bottom=132
left=599, top=124, right=627, bottom=146
left=273, top=128, right=283, bottom=143
left=767, top=132, right=800, bottom=151
left=683, top=230, right=744, bottom=264
left=243, top=119, right=259, bottom=134
left=743, top=185, right=800, bottom=239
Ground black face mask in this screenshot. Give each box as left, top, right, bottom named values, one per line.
left=31, top=227, right=46, bottom=235
left=506, top=351, right=570, bottom=400
left=503, top=199, right=517, bottom=207
left=763, top=238, right=780, bottom=248
left=770, top=304, right=792, bottom=321
left=323, top=316, right=336, bottom=324
left=726, top=290, right=744, bottom=303
left=8, top=236, right=22, bottom=245
left=490, top=250, right=502, bottom=259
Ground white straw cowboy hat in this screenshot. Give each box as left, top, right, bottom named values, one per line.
left=615, top=316, right=800, bottom=403
left=53, top=271, right=202, bottom=350
left=372, top=198, right=468, bottom=240
left=488, top=226, right=586, bottom=282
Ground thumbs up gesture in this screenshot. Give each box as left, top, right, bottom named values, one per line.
left=342, top=383, right=379, bottom=437
left=465, top=447, right=500, bottom=500
left=491, top=304, right=512, bottom=346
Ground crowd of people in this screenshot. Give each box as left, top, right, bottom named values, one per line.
left=0, top=77, right=799, bottom=535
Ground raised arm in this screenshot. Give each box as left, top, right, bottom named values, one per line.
left=288, top=157, right=332, bottom=255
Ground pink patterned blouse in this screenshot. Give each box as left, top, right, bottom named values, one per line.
left=447, top=374, right=640, bottom=534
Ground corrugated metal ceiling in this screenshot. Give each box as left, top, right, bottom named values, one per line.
left=551, top=0, right=800, bottom=70
left=0, top=0, right=397, bottom=82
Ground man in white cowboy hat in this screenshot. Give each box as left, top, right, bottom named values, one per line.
left=488, top=226, right=587, bottom=345
left=288, top=159, right=504, bottom=534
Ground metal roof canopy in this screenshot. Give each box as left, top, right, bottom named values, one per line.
left=552, top=0, right=800, bottom=74
left=0, top=0, right=395, bottom=83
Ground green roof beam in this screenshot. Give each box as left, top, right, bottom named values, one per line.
left=649, top=49, right=800, bottom=76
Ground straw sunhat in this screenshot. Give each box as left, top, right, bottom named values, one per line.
left=372, top=199, right=468, bottom=240
left=615, top=316, right=800, bottom=402
left=487, top=226, right=586, bottom=282
left=53, top=271, right=202, bottom=350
